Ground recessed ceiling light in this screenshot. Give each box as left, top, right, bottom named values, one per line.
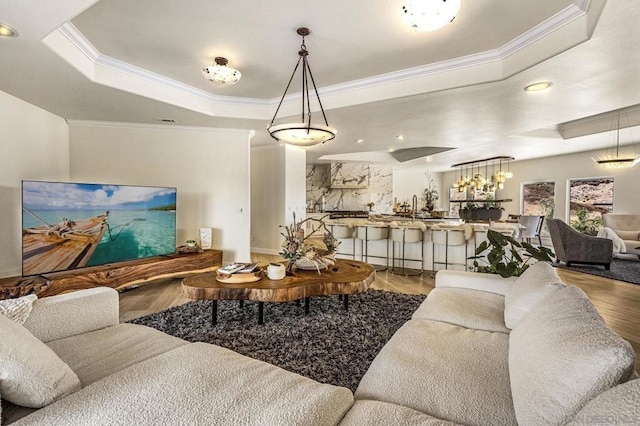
left=524, top=81, right=553, bottom=92
left=389, top=148, right=395, bottom=152
left=396, top=134, right=405, bottom=141
left=356, top=139, right=365, bottom=143
left=0, top=22, right=18, bottom=38
left=425, top=156, right=432, bottom=162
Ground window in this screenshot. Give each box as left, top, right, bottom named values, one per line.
left=568, top=177, right=614, bottom=235
left=522, top=182, right=555, bottom=236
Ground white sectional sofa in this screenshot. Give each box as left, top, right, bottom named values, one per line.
left=1, top=262, right=638, bottom=425
left=351, top=262, right=639, bottom=425
left=602, top=213, right=640, bottom=257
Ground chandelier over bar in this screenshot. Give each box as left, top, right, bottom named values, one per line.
left=402, top=0, right=461, bottom=32
left=202, top=57, right=241, bottom=86
left=267, top=27, right=337, bottom=147
left=592, top=113, right=639, bottom=169
left=452, top=156, right=514, bottom=192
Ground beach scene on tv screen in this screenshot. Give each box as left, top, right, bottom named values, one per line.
left=22, top=181, right=177, bottom=276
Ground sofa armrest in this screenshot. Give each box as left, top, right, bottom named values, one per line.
left=23, top=287, right=119, bottom=343
left=435, top=270, right=517, bottom=295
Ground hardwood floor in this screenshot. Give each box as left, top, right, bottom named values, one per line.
left=119, top=254, right=640, bottom=372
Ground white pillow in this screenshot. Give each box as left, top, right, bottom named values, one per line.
left=509, top=286, right=636, bottom=425
left=0, top=311, right=81, bottom=408
left=504, top=261, right=565, bottom=329
left=0, top=294, right=37, bottom=325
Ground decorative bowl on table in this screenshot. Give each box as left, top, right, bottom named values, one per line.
left=294, top=252, right=336, bottom=272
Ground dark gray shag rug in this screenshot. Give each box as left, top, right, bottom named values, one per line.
left=129, top=290, right=425, bottom=392
left=555, top=258, right=640, bottom=285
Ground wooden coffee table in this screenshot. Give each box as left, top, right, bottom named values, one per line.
left=182, top=259, right=375, bottom=325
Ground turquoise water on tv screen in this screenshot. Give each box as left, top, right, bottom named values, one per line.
left=22, top=209, right=176, bottom=266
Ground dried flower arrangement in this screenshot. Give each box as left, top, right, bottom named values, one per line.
left=279, top=213, right=340, bottom=274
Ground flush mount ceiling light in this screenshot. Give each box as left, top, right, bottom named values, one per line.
left=0, top=22, right=18, bottom=37
left=267, top=27, right=336, bottom=147
left=202, top=57, right=241, bottom=86
left=592, top=113, right=639, bottom=169
left=402, top=0, right=461, bottom=32
left=524, top=81, right=553, bottom=92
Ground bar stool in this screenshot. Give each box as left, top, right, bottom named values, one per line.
left=355, top=224, right=389, bottom=271
left=327, top=223, right=355, bottom=259
left=390, top=225, right=424, bottom=276
left=431, top=228, right=468, bottom=272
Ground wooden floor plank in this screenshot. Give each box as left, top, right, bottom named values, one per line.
left=119, top=254, right=640, bottom=371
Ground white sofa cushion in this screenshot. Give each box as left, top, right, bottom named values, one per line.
left=340, top=400, right=460, bottom=425
left=355, top=320, right=516, bottom=426
left=14, top=342, right=354, bottom=425
left=615, top=230, right=640, bottom=240
left=46, top=323, right=188, bottom=386
left=0, top=294, right=37, bottom=325
left=435, top=270, right=516, bottom=295
left=509, top=286, right=636, bottom=426
left=23, top=287, right=119, bottom=343
left=504, top=261, right=564, bottom=329
left=567, top=379, right=640, bottom=425
left=412, top=287, right=509, bottom=333
left=0, top=312, right=80, bottom=408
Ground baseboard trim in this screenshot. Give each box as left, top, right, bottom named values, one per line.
left=251, top=247, right=280, bottom=256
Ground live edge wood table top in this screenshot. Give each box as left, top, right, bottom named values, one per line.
left=181, top=259, right=376, bottom=325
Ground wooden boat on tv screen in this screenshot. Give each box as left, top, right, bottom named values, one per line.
left=22, top=211, right=109, bottom=276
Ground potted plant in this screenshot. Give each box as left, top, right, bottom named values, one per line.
left=423, top=173, right=439, bottom=212
left=459, top=194, right=504, bottom=222
left=469, top=229, right=555, bottom=278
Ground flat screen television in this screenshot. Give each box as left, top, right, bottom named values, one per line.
left=22, top=180, right=177, bottom=276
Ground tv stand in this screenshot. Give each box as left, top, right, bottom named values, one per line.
left=0, top=250, right=222, bottom=299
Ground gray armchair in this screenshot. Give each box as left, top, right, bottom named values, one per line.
left=547, top=218, right=613, bottom=270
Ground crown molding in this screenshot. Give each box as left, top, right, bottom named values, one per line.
left=67, top=119, right=255, bottom=137
left=49, top=3, right=596, bottom=120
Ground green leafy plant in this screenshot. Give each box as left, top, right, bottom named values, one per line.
left=469, top=229, right=555, bottom=278
left=570, top=207, right=601, bottom=236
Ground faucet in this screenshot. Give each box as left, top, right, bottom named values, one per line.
left=411, top=194, right=418, bottom=222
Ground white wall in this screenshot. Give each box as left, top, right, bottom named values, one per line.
left=69, top=122, right=253, bottom=263
left=442, top=149, right=640, bottom=220
left=251, top=146, right=285, bottom=254
left=0, top=90, right=70, bottom=277
left=393, top=168, right=444, bottom=210
left=284, top=145, right=308, bottom=225
left=250, top=144, right=307, bottom=254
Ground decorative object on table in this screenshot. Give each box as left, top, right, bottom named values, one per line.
left=267, top=27, right=336, bottom=147
left=592, top=112, right=639, bottom=169
left=366, top=202, right=375, bottom=212
left=267, top=263, right=286, bottom=280
left=176, top=242, right=203, bottom=254
left=216, top=262, right=262, bottom=283
left=469, top=229, right=555, bottom=278
left=199, top=227, right=212, bottom=250
left=279, top=213, right=340, bottom=274
left=201, top=57, right=241, bottom=86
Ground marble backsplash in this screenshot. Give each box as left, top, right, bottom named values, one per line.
left=307, top=163, right=393, bottom=213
